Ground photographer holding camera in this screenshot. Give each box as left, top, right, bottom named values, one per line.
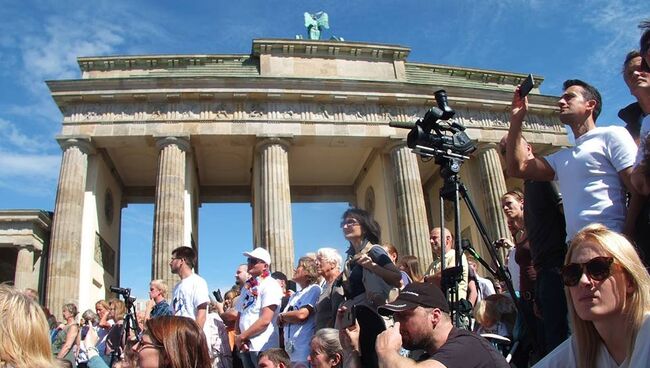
left=339, top=283, right=509, bottom=367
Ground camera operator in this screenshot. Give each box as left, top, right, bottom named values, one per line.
left=339, top=283, right=508, bottom=368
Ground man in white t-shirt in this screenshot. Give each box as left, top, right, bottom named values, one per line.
left=235, top=247, right=283, bottom=368
left=506, top=79, right=641, bottom=241
left=170, top=246, right=210, bottom=329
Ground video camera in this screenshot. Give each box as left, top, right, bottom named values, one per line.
left=110, top=285, right=136, bottom=305
left=391, top=90, right=476, bottom=161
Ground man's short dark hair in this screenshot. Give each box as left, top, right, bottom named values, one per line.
left=640, top=19, right=650, bottom=57
left=172, top=246, right=196, bottom=269
left=563, top=79, right=602, bottom=122
left=623, top=50, right=641, bottom=72
left=271, top=271, right=287, bottom=282
left=259, top=348, right=290, bottom=366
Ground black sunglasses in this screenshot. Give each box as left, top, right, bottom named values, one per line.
left=561, top=256, right=614, bottom=287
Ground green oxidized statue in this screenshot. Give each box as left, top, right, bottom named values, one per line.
left=304, top=12, right=329, bottom=40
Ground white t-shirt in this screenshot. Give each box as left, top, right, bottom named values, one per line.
left=283, top=283, right=322, bottom=362
left=172, top=272, right=210, bottom=320
left=533, top=314, right=650, bottom=368
left=544, top=126, right=637, bottom=240
left=236, top=275, right=283, bottom=352
left=635, top=114, right=650, bottom=166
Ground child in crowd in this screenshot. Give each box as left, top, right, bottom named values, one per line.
left=473, top=294, right=515, bottom=338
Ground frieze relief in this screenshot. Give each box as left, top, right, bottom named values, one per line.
left=64, top=101, right=561, bottom=131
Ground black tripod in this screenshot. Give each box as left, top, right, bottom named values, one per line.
left=109, top=287, right=141, bottom=366
left=415, top=145, right=525, bottom=329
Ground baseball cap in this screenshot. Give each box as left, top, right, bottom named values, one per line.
left=378, top=283, right=450, bottom=316
left=243, top=247, right=271, bottom=265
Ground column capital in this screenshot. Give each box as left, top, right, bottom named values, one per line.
left=15, top=242, right=36, bottom=252
left=255, top=136, right=292, bottom=152
left=385, top=138, right=409, bottom=154
left=56, top=136, right=95, bottom=155
left=474, top=142, right=500, bottom=156
left=155, top=135, right=191, bottom=152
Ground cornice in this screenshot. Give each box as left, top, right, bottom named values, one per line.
left=252, top=38, right=410, bottom=61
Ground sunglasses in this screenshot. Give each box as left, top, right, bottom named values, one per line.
left=340, top=220, right=360, bottom=228
left=561, top=256, right=614, bottom=287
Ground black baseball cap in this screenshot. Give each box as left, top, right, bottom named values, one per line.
left=378, top=283, right=450, bottom=316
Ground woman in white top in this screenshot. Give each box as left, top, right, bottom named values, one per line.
left=278, top=256, right=322, bottom=368
left=534, top=223, right=650, bottom=368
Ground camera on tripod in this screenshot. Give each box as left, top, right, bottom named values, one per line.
left=391, top=90, right=476, bottom=162
left=110, top=285, right=136, bottom=305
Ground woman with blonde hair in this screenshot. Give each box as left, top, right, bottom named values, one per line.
left=534, top=224, right=650, bottom=367
left=105, top=298, right=126, bottom=365
left=0, top=284, right=59, bottom=368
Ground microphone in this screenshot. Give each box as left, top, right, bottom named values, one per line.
left=389, top=120, right=416, bottom=129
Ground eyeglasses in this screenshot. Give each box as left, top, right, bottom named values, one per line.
left=340, top=220, right=360, bottom=228
left=561, top=256, right=614, bottom=287
left=134, top=339, right=163, bottom=353
left=247, top=258, right=263, bottom=265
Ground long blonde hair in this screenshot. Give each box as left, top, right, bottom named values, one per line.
left=0, top=284, right=58, bottom=368
left=566, top=224, right=650, bottom=368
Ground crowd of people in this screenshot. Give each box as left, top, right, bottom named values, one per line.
left=1, top=19, right=650, bottom=368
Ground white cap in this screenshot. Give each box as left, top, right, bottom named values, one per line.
left=243, top=247, right=272, bottom=265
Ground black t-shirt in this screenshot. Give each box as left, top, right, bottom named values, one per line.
left=524, top=180, right=567, bottom=269
left=419, top=327, right=509, bottom=368
left=345, top=245, right=392, bottom=299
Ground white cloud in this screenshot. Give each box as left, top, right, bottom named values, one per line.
left=0, top=151, right=60, bottom=197
left=0, top=118, right=57, bottom=153
left=0, top=151, right=60, bottom=179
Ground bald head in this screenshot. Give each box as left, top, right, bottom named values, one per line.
left=499, top=133, right=534, bottom=160
left=430, top=227, right=453, bottom=253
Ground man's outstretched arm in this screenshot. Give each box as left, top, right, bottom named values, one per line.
left=506, top=86, right=555, bottom=181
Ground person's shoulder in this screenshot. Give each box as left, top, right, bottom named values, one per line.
left=593, top=125, right=635, bottom=141
left=260, top=275, right=282, bottom=291
left=369, top=244, right=389, bottom=256
left=533, top=337, right=575, bottom=368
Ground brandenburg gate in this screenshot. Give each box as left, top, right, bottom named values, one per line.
left=40, top=38, right=567, bottom=311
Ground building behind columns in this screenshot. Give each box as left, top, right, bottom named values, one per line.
left=0, top=210, right=52, bottom=304
left=32, top=38, right=569, bottom=311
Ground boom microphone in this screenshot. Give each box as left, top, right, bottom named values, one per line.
left=388, top=121, right=416, bottom=129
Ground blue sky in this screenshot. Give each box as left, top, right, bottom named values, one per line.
left=1, top=1, right=648, bottom=300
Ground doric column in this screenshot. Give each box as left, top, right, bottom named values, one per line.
left=253, top=138, right=294, bottom=275
left=476, top=146, right=510, bottom=243
left=46, top=138, right=94, bottom=311
left=152, top=136, right=190, bottom=289
left=14, top=244, right=35, bottom=290
left=390, top=143, right=432, bottom=268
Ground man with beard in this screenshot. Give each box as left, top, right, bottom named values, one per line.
left=372, top=283, right=509, bottom=367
